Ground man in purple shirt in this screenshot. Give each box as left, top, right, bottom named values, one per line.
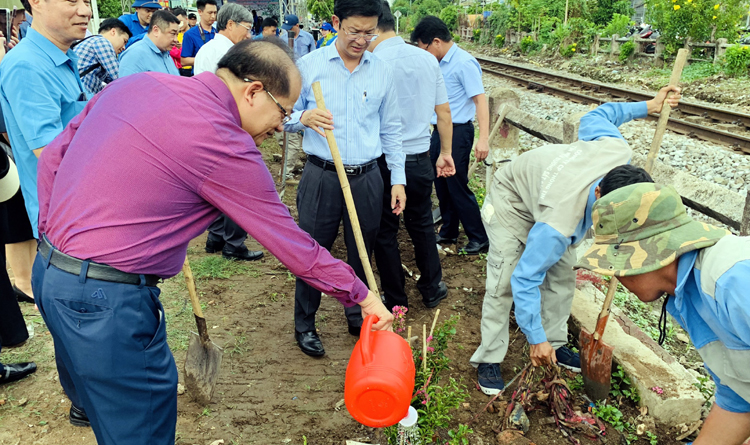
left=33, top=40, right=393, bottom=445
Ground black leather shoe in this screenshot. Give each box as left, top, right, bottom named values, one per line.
left=459, top=240, right=489, bottom=255
left=348, top=325, right=361, bottom=337
left=69, top=405, right=91, bottom=427
left=222, top=247, right=264, bottom=261
left=424, top=281, right=448, bottom=308
left=435, top=234, right=457, bottom=245
left=13, top=286, right=34, bottom=304
left=205, top=239, right=225, bottom=254
left=0, top=362, right=36, bottom=385
left=295, top=330, right=325, bottom=357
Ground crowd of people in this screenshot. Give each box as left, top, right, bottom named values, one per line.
left=0, top=0, right=748, bottom=443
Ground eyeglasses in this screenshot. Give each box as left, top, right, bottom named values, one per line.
left=341, top=28, right=379, bottom=42
left=236, top=22, right=252, bottom=32
left=244, top=78, right=291, bottom=124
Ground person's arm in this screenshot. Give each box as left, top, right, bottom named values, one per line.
left=180, top=33, right=196, bottom=66
left=472, top=93, right=490, bottom=161
left=98, top=40, right=120, bottom=81
left=511, top=222, right=571, bottom=366
left=578, top=85, right=681, bottom=142
left=199, top=150, right=393, bottom=330
left=379, top=72, right=406, bottom=215
left=118, top=53, right=144, bottom=78
left=693, top=404, right=750, bottom=445
left=435, top=102, right=454, bottom=177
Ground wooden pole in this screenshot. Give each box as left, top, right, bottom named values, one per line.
left=422, top=324, right=428, bottom=372
left=407, top=325, right=412, bottom=346
left=645, top=48, right=689, bottom=173
left=467, top=104, right=511, bottom=178
left=311, top=82, right=379, bottom=295
left=429, top=309, right=441, bottom=338
left=741, top=190, right=750, bottom=236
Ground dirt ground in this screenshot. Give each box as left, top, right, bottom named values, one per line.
left=0, top=144, right=692, bottom=445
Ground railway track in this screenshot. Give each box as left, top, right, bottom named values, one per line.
left=476, top=56, right=750, bottom=154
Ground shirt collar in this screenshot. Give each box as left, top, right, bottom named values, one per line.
left=214, top=33, right=232, bottom=46
left=674, top=250, right=699, bottom=297
left=585, top=178, right=601, bottom=224
left=26, top=28, right=74, bottom=67
left=441, top=42, right=458, bottom=64
left=194, top=72, right=242, bottom=127
left=324, top=41, right=372, bottom=67
left=129, top=13, right=146, bottom=28
left=372, top=36, right=405, bottom=53
left=145, top=35, right=167, bottom=55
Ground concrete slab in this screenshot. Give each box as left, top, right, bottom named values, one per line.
left=570, top=283, right=704, bottom=425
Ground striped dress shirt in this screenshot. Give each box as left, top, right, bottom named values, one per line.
left=284, top=44, right=406, bottom=185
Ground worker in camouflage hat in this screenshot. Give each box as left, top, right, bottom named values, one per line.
left=578, top=183, right=750, bottom=445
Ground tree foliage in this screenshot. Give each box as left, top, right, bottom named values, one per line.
left=645, top=0, right=747, bottom=47
left=308, top=0, right=334, bottom=22
left=439, top=5, right=459, bottom=31
left=98, top=0, right=123, bottom=19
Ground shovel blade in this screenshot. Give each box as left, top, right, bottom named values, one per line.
left=580, top=328, right=614, bottom=402
left=184, top=331, right=224, bottom=405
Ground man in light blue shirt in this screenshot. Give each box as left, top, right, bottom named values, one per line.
left=412, top=16, right=490, bottom=255
left=278, top=14, right=316, bottom=58
left=120, top=10, right=180, bottom=77
left=118, top=0, right=160, bottom=47
left=578, top=183, right=750, bottom=445
left=283, top=0, right=405, bottom=357
left=470, top=87, right=680, bottom=395
left=0, top=2, right=90, bottom=241
left=368, top=1, right=454, bottom=311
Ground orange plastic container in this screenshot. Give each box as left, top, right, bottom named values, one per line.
left=344, top=314, right=416, bottom=428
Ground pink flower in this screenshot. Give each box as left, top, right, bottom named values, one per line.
left=650, top=386, right=664, bottom=394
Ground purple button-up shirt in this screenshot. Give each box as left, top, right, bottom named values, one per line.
left=37, top=72, right=368, bottom=307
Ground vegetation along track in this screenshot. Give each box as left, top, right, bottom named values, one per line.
left=477, top=56, right=750, bottom=154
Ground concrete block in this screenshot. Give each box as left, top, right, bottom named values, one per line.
left=570, top=283, right=704, bottom=425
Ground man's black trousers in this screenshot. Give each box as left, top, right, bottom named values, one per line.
left=207, top=215, right=247, bottom=252
left=430, top=122, right=488, bottom=244
left=374, top=152, right=442, bottom=310
left=294, top=160, right=383, bottom=333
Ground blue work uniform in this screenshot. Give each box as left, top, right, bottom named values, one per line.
left=0, top=28, right=87, bottom=238
left=181, top=25, right=216, bottom=73
left=119, top=36, right=180, bottom=77
left=118, top=12, right=148, bottom=48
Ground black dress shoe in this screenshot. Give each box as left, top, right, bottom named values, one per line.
left=435, top=234, right=457, bottom=245
left=459, top=240, right=489, bottom=255
left=222, top=247, right=264, bottom=261
left=0, top=362, right=36, bottom=385
left=69, top=405, right=91, bottom=427
left=13, top=286, right=34, bottom=304
left=348, top=325, right=361, bottom=337
left=424, top=281, right=448, bottom=308
left=205, top=239, right=226, bottom=254
left=295, top=330, right=325, bottom=357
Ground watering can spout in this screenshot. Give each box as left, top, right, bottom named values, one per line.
left=399, top=406, right=419, bottom=428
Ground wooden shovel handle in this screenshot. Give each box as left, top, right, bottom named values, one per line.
left=311, top=82, right=379, bottom=296
left=467, top=104, right=510, bottom=178
left=182, top=257, right=204, bottom=319
left=593, top=278, right=618, bottom=341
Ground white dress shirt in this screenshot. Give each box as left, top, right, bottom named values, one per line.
left=193, top=33, right=234, bottom=75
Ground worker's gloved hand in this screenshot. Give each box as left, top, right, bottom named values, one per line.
left=359, top=291, right=394, bottom=332
left=529, top=341, right=557, bottom=367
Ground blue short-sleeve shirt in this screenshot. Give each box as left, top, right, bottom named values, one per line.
left=181, top=25, right=216, bottom=65
left=0, top=28, right=87, bottom=238
left=119, top=36, right=180, bottom=77
left=118, top=13, right=148, bottom=48
left=432, top=43, right=485, bottom=124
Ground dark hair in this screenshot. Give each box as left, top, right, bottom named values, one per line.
left=217, top=39, right=298, bottom=97
left=261, top=17, right=277, bottom=29
left=171, top=7, right=187, bottom=17
left=197, top=0, right=218, bottom=11
left=334, top=0, right=382, bottom=23
left=188, top=13, right=197, bottom=19
left=20, top=0, right=31, bottom=15
left=252, top=9, right=257, bottom=14
left=411, top=15, right=451, bottom=44
left=599, top=165, right=654, bottom=197
left=99, top=17, right=133, bottom=37
left=377, top=0, right=395, bottom=32
left=148, top=10, right=180, bottom=33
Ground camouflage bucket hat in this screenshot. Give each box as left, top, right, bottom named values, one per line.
left=576, top=183, right=730, bottom=277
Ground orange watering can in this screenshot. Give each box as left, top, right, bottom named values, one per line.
left=345, top=314, right=416, bottom=428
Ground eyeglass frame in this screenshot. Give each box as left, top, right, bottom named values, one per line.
left=243, top=78, right=291, bottom=124
left=235, top=21, right=252, bottom=32
left=340, top=27, right=379, bottom=42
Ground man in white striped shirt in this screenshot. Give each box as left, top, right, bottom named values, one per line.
left=283, top=0, right=405, bottom=357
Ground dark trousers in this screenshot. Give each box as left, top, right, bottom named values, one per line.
left=430, top=122, right=488, bottom=244
left=0, top=241, right=29, bottom=355
left=207, top=214, right=248, bottom=252
left=294, top=160, right=383, bottom=333
left=32, top=251, right=177, bottom=445
left=178, top=68, right=193, bottom=77
left=374, top=152, right=442, bottom=310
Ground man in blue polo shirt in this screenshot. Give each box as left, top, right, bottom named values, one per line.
left=118, top=0, right=160, bottom=47
left=278, top=14, right=316, bottom=58
left=180, top=0, right=218, bottom=74
left=0, top=0, right=91, bottom=426
left=412, top=16, right=490, bottom=256
left=120, top=10, right=180, bottom=77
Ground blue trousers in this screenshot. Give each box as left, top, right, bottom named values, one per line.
left=32, top=251, right=177, bottom=445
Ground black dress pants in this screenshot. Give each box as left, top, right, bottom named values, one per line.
left=0, top=226, right=29, bottom=348
left=430, top=122, right=488, bottom=244
left=207, top=214, right=248, bottom=252
left=374, top=152, right=442, bottom=310
left=294, top=160, right=383, bottom=333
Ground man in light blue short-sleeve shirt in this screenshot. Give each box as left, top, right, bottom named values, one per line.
left=119, top=10, right=181, bottom=77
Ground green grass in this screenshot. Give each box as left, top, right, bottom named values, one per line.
left=190, top=256, right=260, bottom=280
left=645, top=61, right=722, bottom=84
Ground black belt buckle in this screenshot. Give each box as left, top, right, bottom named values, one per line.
left=344, top=165, right=358, bottom=175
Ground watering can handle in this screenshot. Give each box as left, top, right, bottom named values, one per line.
left=360, top=314, right=379, bottom=366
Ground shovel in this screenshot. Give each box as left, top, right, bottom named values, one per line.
left=580, top=48, right=689, bottom=402
left=182, top=257, right=224, bottom=405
